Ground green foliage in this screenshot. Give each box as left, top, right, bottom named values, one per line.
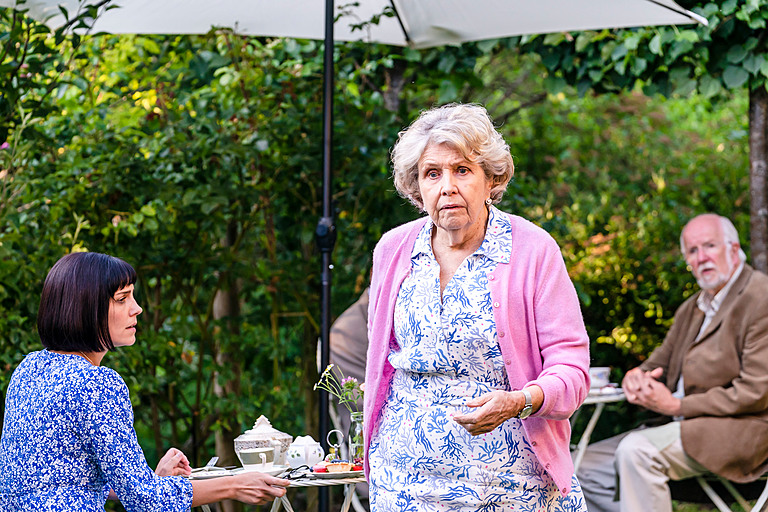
left=523, top=1, right=768, bottom=98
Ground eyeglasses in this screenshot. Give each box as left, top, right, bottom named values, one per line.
left=277, top=465, right=311, bottom=480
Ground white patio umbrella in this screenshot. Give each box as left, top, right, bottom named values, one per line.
left=0, top=2, right=706, bottom=505
left=0, top=0, right=707, bottom=47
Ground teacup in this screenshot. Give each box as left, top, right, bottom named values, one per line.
left=237, top=445, right=279, bottom=470
left=589, top=366, right=611, bottom=388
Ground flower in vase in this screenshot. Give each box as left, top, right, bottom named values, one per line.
left=314, top=364, right=364, bottom=414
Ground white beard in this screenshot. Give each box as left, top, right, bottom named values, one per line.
left=696, top=250, right=735, bottom=291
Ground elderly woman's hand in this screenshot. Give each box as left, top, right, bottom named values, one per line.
left=453, top=390, right=529, bottom=435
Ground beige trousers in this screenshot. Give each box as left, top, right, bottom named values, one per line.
left=576, top=422, right=708, bottom=512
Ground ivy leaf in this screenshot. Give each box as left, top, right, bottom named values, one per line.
left=721, top=0, right=739, bottom=16
left=476, top=39, right=498, bottom=53
left=748, top=17, right=766, bottom=30
left=673, top=78, right=696, bottom=96
left=649, top=34, right=662, bottom=55
left=743, top=54, right=764, bottom=75
left=699, top=75, right=723, bottom=98
left=726, top=44, right=748, bottom=64
left=631, top=57, right=648, bottom=76
left=601, top=41, right=617, bottom=62
left=611, top=44, right=628, bottom=62
left=624, top=34, right=641, bottom=51
left=722, top=65, right=749, bottom=89
left=575, top=33, right=593, bottom=53
left=541, top=52, right=561, bottom=70
left=543, top=33, right=566, bottom=46
left=588, top=69, right=604, bottom=83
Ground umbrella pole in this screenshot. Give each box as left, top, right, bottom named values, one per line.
left=315, top=1, right=336, bottom=511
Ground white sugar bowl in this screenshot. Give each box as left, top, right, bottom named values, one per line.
left=234, top=415, right=293, bottom=467
left=287, top=435, right=325, bottom=468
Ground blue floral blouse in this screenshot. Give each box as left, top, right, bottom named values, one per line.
left=368, top=207, right=586, bottom=511
left=0, top=350, right=193, bottom=512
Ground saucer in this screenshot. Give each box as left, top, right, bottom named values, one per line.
left=189, top=464, right=290, bottom=479
left=235, top=464, right=290, bottom=476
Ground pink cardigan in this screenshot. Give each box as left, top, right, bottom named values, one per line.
left=363, top=213, right=590, bottom=495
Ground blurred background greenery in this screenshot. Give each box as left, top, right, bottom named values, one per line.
left=0, top=2, right=757, bottom=511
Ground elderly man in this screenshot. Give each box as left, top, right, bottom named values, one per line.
left=578, top=213, right=768, bottom=512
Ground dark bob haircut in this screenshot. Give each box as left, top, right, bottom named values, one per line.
left=37, top=252, right=137, bottom=352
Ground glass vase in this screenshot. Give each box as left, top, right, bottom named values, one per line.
left=348, top=411, right=364, bottom=463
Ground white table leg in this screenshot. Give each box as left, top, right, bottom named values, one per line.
left=270, top=495, right=295, bottom=512
left=572, top=402, right=605, bottom=472
left=339, top=483, right=355, bottom=512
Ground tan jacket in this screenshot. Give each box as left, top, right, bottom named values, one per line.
left=641, top=265, right=768, bottom=482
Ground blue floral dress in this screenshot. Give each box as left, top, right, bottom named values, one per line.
left=0, top=350, right=192, bottom=512
left=368, top=207, right=586, bottom=512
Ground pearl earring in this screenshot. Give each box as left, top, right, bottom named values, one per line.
left=485, top=198, right=492, bottom=206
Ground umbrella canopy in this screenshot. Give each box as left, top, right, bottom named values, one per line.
left=2, top=0, right=706, bottom=47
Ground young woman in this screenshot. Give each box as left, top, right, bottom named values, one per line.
left=0, top=252, right=289, bottom=511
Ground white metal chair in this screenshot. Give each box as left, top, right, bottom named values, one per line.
left=693, top=474, right=768, bottom=512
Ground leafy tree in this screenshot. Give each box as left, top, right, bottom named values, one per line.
left=522, top=0, right=768, bottom=273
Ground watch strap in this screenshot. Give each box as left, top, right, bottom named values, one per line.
left=517, top=388, right=533, bottom=419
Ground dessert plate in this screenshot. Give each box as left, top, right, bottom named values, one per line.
left=311, top=470, right=364, bottom=479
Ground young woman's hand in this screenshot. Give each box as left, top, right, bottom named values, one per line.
left=155, top=447, right=192, bottom=477
left=191, top=471, right=290, bottom=506
left=230, top=472, right=291, bottom=505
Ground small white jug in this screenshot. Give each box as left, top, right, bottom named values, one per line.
left=287, top=435, right=325, bottom=468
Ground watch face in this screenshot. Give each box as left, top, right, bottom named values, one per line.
left=518, top=406, right=532, bottom=419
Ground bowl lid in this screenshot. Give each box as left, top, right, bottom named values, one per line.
left=237, top=415, right=291, bottom=440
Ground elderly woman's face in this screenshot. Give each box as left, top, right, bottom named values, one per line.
left=417, top=143, right=491, bottom=237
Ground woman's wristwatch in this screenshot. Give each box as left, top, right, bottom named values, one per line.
left=517, top=388, right=533, bottom=419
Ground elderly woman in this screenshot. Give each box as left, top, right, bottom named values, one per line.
left=0, top=252, right=289, bottom=511
left=363, top=104, right=590, bottom=510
